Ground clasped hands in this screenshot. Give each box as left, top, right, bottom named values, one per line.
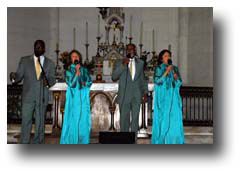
left=75, top=64, right=86, bottom=86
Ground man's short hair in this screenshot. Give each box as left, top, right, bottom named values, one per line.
left=126, top=43, right=136, bottom=49
left=34, top=40, right=45, bottom=48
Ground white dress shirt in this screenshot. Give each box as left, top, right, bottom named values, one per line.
left=34, top=55, right=45, bottom=73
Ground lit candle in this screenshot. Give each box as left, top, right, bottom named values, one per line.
left=86, top=22, right=88, bottom=44
left=97, top=15, right=100, bottom=37
left=140, top=21, right=143, bottom=44
left=129, top=15, right=132, bottom=37
left=73, top=27, right=76, bottom=49
left=152, top=29, right=155, bottom=51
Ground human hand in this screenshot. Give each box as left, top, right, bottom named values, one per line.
left=10, top=72, right=16, bottom=83
left=166, top=65, right=173, bottom=74
left=75, top=64, right=81, bottom=76
left=122, top=58, right=130, bottom=65
left=174, top=73, right=178, bottom=80
left=142, top=94, right=148, bottom=103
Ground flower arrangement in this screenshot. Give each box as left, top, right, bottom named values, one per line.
left=59, top=51, right=71, bottom=70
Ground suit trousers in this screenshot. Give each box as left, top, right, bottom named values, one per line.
left=20, top=100, right=47, bottom=144
left=119, top=97, right=141, bottom=133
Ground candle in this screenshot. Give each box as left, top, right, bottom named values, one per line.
left=86, top=22, right=88, bottom=44
left=140, top=21, right=143, bottom=44
left=73, top=27, right=76, bottom=49
left=152, top=29, right=155, bottom=51
left=56, top=43, right=59, bottom=51
left=97, top=15, right=100, bottom=37
left=129, top=15, right=132, bottom=37
left=56, top=7, right=60, bottom=49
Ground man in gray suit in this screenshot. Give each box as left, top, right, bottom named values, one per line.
left=10, top=40, right=56, bottom=144
left=112, top=44, right=148, bottom=133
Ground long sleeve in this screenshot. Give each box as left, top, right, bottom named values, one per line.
left=15, top=57, right=25, bottom=83
left=80, top=68, right=92, bottom=88
left=154, top=66, right=166, bottom=85
left=46, top=60, right=56, bottom=87
left=140, top=69, right=148, bottom=94
left=65, top=69, right=78, bottom=88
left=112, top=60, right=127, bottom=81
left=173, top=66, right=182, bottom=87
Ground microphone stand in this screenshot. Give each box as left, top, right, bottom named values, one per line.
left=37, top=57, right=50, bottom=143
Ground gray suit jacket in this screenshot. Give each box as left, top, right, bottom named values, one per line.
left=15, top=55, right=56, bottom=105
left=112, top=58, right=148, bottom=106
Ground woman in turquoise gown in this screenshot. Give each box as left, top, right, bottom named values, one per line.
left=151, top=49, right=184, bottom=144
left=60, top=50, right=92, bottom=144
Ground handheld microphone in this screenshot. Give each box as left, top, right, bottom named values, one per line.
left=74, top=60, right=80, bottom=65
left=167, top=59, right=172, bottom=65
left=167, top=59, right=177, bottom=74
left=167, top=58, right=175, bottom=74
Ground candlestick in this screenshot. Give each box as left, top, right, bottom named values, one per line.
left=73, top=27, right=76, bottom=49
left=55, top=43, right=60, bottom=66
left=55, top=42, right=60, bottom=81
left=128, top=37, right=132, bottom=44
left=97, top=15, right=100, bottom=37
left=85, top=43, right=89, bottom=64
left=140, top=21, right=143, bottom=44
left=139, top=43, right=143, bottom=58
left=85, top=22, right=88, bottom=44
left=96, top=36, right=101, bottom=55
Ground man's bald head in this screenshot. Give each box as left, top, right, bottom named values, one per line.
left=126, top=43, right=137, bottom=58
left=34, top=40, right=45, bottom=57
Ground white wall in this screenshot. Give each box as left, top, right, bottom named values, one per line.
left=7, top=7, right=213, bottom=86
left=7, top=7, right=52, bottom=83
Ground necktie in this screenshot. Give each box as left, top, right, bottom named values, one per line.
left=35, top=59, right=41, bottom=80
left=130, top=59, right=133, bottom=79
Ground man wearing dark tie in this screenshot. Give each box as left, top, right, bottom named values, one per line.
left=10, top=40, right=56, bottom=144
left=112, top=44, right=148, bottom=133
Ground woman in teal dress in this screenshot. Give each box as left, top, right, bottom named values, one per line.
left=60, top=50, right=92, bottom=144
left=151, top=49, right=184, bottom=144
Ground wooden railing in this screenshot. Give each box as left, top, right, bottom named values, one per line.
left=180, top=86, right=213, bottom=126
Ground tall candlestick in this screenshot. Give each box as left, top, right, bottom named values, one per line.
left=140, top=21, right=143, bottom=44
left=129, top=15, right=132, bottom=37
left=85, top=22, right=88, bottom=44
left=152, top=29, right=155, bottom=52
left=73, top=27, right=76, bottom=49
left=97, top=15, right=100, bottom=37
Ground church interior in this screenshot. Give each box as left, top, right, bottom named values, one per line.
left=7, top=7, right=213, bottom=144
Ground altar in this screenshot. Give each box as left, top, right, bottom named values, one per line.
left=49, top=82, right=154, bottom=133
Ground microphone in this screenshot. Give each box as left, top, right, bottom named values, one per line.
left=74, top=59, right=80, bottom=65
left=74, top=60, right=81, bottom=74
left=167, top=59, right=172, bottom=65
left=167, top=59, right=177, bottom=74
left=167, top=59, right=175, bottom=74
